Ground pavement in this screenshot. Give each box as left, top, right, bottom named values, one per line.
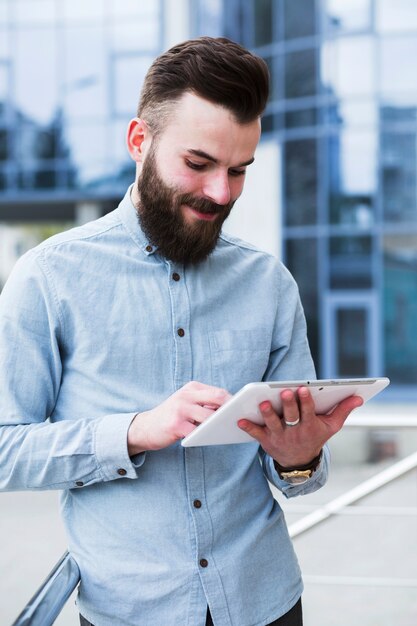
left=1, top=444, right=416, bottom=626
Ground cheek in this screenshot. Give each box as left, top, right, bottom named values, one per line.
left=230, top=176, right=246, bottom=200
left=168, top=170, right=201, bottom=195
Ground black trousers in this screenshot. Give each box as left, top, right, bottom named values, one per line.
left=80, top=598, right=302, bottom=626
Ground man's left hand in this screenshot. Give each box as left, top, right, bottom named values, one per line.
left=237, top=386, right=363, bottom=467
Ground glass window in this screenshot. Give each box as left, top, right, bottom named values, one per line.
left=284, top=139, right=317, bottom=226
left=15, top=28, right=57, bottom=126
left=381, top=104, right=417, bottom=125
left=15, top=0, right=56, bottom=24
left=260, top=112, right=275, bottom=133
left=64, top=122, right=108, bottom=188
left=0, top=61, right=9, bottom=103
left=285, top=48, right=316, bottom=99
left=254, top=0, right=273, bottom=46
left=62, top=0, right=105, bottom=22
left=337, top=100, right=377, bottom=128
left=0, top=2, right=8, bottom=24
left=111, top=21, right=159, bottom=53
left=328, top=130, right=376, bottom=225
left=112, top=55, right=153, bottom=117
left=336, top=308, right=367, bottom=377
left=329, top=236, right=372, bottom=289
left=321, top=36, right=375, bottom=98
left=380, top=38, right=417, bottom=104
left=264, top=55, right=281, bottom=103
left=33, top=112, right=68, bottom=161
left=0, top=169, right=6, bottom=190
left=381, top=130, right=417, bottom=223
left=0, top=129, right=8, bottom=161
left=110, top=120, right=130, bottom=169
left=110, top=120, right=135, bottom=187
left=194, top=0, right=223, bottom=37
left=283, top=0, right=316, bottom=40
left=109, top=0, right=160, bottom=20
left=0, top=28, right=9, bottom=57
left=285, top=106, right=317, bottom=128
left=383, top=234, right=417, bottom=383
left=63, top=27, right=107, bottom=120
left=285, top=237, right=319, bottom=362
left=324, top=0, right=371, bottom=34
left=376, top=0, right=417, bottom=33
left=17, top=166, right=57, bottom=190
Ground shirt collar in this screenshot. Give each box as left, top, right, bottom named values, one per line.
left=117, top=184, right=156, bottom=256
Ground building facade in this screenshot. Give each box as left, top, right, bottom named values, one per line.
left=1, top=0, right=417, bottom=397
left=192, top=0, right=417, bottom=398
left=0, top=0, right=189, bottom=284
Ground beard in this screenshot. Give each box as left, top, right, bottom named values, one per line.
left=135, top=146, right=234, bottom=264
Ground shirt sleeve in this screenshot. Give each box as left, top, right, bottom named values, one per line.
left=260, top=444, right=330, bottom=496
left=0, top=251, right=145, bottom=492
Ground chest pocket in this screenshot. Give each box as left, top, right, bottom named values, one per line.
left=208, top=329, right=271, bottom=393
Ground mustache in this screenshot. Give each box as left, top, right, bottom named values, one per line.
left=179, top=193, right=233, bottom=214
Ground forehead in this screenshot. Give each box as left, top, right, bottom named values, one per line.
left=157, top=92, right=261, bottom=164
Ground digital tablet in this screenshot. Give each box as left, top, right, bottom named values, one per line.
left=181, top=377, right=390, bottom=447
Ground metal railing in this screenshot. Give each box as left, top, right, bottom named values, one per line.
left=11, top=552, right=79, bottom=626
left=288, top=449, right=417, bottom=537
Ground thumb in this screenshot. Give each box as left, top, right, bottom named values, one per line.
left=327, top=395, right=363, bottom=432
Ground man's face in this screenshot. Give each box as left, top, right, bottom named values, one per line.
left=135, top=92, right=261, bottom=264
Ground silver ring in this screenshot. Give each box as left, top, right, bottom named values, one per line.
left=284, top=417, right=300, bottom=427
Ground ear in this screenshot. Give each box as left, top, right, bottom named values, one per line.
left=126, top=118, right=152, bottom=163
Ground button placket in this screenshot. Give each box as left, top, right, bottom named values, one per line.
left=167, top=262, right=191, bottom=388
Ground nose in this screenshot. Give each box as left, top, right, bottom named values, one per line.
left=202, top=171, right=232, bottom=206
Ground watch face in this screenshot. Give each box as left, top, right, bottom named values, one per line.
left=280, top=469, right=312, bottom=484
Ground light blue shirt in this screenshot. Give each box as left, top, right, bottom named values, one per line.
left=0, top=187, right=328, bottom=626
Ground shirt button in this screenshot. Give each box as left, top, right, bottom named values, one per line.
left=193, top=499, right=202, bottom=508
left=117, top=468, right=127, bottom=476
left=199, top=558, right=209, bottom=568
left=145, top=245, right=153, bottom=253
left=75, top=481, right=84, bottom=487
left=177, top=328, right=185, bottom=337
left=172, top=272, right=180, bottom=281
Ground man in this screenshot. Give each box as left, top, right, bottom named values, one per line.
left=0, top=37, right=361, bottom=626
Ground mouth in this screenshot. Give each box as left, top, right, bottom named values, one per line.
left=183, top=205, right=219, bottom=222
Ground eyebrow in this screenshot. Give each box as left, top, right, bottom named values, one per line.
left=186, top=148, right=255, bottom=168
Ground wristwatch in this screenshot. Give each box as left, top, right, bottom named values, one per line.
left=274, top=451, right=323, bottom=484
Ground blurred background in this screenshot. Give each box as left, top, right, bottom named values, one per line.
left=0, top=1, right=416, bottom=625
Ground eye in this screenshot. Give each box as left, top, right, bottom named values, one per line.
left=185, top=159, right=206, bottom=171
left=229, top=169, right=246, bottom=177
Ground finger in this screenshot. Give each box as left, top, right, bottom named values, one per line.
left=297, top=386, right=316, bottom=422
left=280, top=390, right=301, bottom=425
left=187, top=386, right=232, bottom=407
left=180, top=420, right=199, bottom=438
left=188, top=405, right=218, bottom=425
left=237, top=418, right=268, bottom=444
left=259, top=400, right=284, bottom=432
left=325, top=395, right=364, bottom=432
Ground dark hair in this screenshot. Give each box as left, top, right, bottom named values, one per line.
left=137, top=36, right=269, bottom=132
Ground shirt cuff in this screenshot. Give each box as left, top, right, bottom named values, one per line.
left=268, top=446, right=329, bottom=496
left=94, top=412, right=146, bottom=481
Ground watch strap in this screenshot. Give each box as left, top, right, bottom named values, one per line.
left=273, top=450, right=323, bottom=478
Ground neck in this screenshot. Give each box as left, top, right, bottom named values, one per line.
left=130, top=181, right=141, bottom=208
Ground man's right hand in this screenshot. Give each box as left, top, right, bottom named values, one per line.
left=127, top=381, right=231, bottom=456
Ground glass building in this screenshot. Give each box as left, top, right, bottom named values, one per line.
left=1, top=0, right=417, bottom=396
left=0, top=0, right=162, bottom=210
left=193, top=0, right=417, bottom=397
